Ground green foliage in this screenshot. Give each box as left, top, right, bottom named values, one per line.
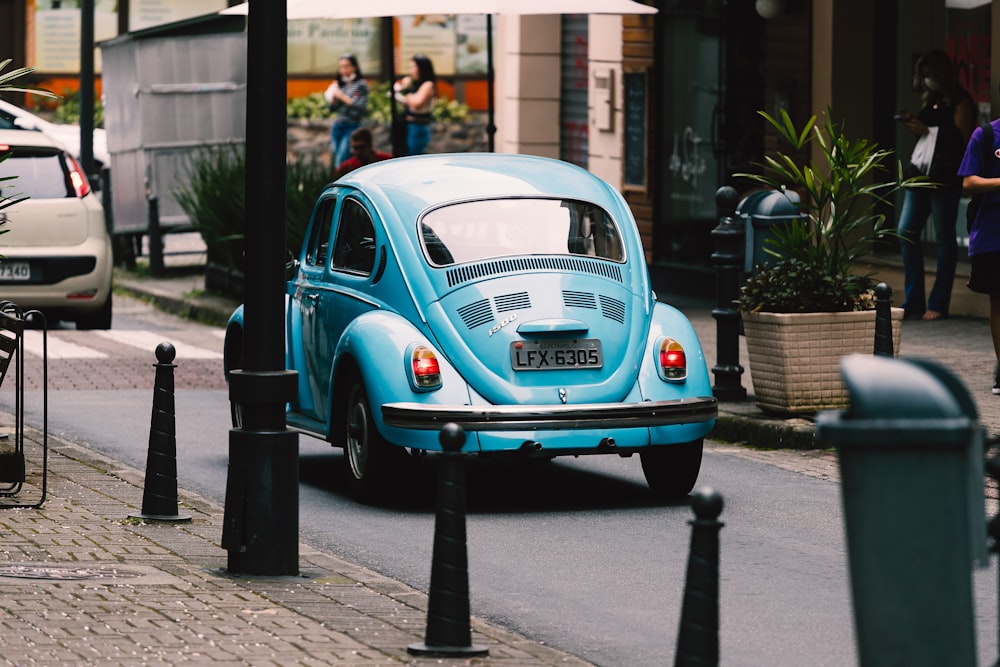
left=291, top=82, right=470, bottom=124
left=738, top=258, right=876, bottom=313
left=0, top=59, right=58, bottom=250
left=287, top=92, right=333, bottom=120
left=735, top=108, right=927, bottom=313
left=174, top=144, right=331, bottom=274
left=0, top=59, right=58, bottom=100
left=53, top=88, right=104, bottom=127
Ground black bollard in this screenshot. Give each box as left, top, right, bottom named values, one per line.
left=986, top=453, right=1000, bottom=662
left=132, top=343, right=190, bottom=522
left=675, top=487, right=724, bottom=667
left=408, top=423, right=488, bottom=657
left=147, top=194, right=164, bottom=277
left=873, top=283, right=894, bottom=357
left=710, top=186, right=747, bottom=400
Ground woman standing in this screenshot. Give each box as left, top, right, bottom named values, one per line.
left=325, top=54, right=370, bottom=168
left=897, top=49, right=976, bottom=321
left=393, top=54, right=437, bottom=156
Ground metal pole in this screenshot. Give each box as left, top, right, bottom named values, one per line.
left=79, top=0, right=95, bottom=181
left=486, top=14, right=495, bottom=152
left=221, top=0, right=300, bottom=576
left=710, top=186, right=746, bottom=400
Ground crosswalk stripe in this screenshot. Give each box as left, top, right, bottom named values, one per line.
left=94, top=330, right=224, bottom=360
left=21, top=331, right=108, bottom=359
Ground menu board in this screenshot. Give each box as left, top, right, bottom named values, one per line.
left=623, top=70, right=648, bottom=191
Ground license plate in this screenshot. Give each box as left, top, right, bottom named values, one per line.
left=0, top=262, right=30, bottom=281
left=511, top=339, right=603, bottom=370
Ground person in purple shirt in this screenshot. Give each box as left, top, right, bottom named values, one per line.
left=958, top=116, right=1000, bottom=393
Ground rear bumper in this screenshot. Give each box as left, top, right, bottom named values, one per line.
left=381, top=396, right=719, bottom=431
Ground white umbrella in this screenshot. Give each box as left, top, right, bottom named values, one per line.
left=222, top=0, right=656, bottom=19
left=222, top=0, right=658, bottom=150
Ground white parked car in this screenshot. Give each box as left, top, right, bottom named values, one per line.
left=0, top=99, right=110, bottom=172
left=0, top=129, right=113, bottom=329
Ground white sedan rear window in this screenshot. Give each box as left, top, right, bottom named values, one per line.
left=420, top=198, right=624, bottom=266
left=0, top=151, right=72, bottom=200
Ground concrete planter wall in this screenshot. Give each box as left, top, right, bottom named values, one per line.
left=743, top=308, right=904, bottom=415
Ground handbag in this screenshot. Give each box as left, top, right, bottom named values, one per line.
left=967, top=121, right=995, bottom=234
left=909, top=126, right=938, bottom=175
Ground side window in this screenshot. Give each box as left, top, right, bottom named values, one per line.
left=332, top=199, right=376, bottom=275
left=305, top=198, right=336, bottom=268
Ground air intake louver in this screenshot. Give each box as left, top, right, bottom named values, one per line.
left=599, top=295, right=626, bottom=323
left=495, top=291, right=530, bottom=312
left=563, top=290, right=598, bottom=309
left=457, top=299, right=494, bottom=329
left=446, top=257, right=623, bottom=288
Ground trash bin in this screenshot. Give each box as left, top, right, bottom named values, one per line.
left=815, top=355, right=986, bottom=667
left=736, top=189, right=807, bottom=273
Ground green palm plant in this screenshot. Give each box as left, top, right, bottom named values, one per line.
left=0, top=59, right=59, bottom=245
left=735, top=108, right=928, bottom=313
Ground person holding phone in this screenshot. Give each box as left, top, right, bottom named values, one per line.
left=895, top=49, right=977, bottom=321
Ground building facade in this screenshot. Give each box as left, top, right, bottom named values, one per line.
left=2, top=0, right=996, bottom=313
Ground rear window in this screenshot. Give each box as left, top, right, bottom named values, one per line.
left=0, top=149, right=72, bottom=199
left=420, top=197, right=625, bottom=267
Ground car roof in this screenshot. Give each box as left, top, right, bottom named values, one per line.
left=0, top=128, right=67, bottom=150
left=336, top=153, right=626, bottom=218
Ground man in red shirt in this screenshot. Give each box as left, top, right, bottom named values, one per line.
left=335, top=127, right=391, bottom=178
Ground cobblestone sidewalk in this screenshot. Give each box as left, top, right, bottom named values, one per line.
left=0, top=422, right=593, bottom=666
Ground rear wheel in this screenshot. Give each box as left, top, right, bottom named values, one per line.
left=344, top=372, right=400, bottom=504
left=76, top=293, right=112, bottom=330
left=640, top=439, right=704, bottom=499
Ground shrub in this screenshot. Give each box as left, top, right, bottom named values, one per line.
left=734, top=109, right=926, bottom=313
left=53, top=89, right=104, bottom=127
left=174, top=144, right=331, bottom=275
left=289, top=82, right=471, bottom=124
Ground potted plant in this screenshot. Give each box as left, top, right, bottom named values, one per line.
left=734, top=109, right=922, bottom=415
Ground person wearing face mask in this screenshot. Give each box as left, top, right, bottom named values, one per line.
left=325, top=54, right=370, bottom=168
left=896, top=49, right=977, bottom=321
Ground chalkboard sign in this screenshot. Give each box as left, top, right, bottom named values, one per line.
left=623, top=70, right=647, bottom=190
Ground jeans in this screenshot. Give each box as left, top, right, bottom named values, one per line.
left=897, top=184, right=961, bottom=316
left=331, top=119, right=360, bottom=167
left=407, top=122, right=432, bottom=156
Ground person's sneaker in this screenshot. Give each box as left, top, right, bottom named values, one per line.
left=994, top=365, right=1000, bottom=395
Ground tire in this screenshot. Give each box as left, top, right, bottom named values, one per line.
left=224, top=325, right=245, bottom=429
left=344, top=372, right=400, bottom=504
left=76, top=293, right=112, bottom=330
left=640, top=439, right=704, bottom=499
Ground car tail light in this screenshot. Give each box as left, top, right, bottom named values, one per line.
left=656, top=336, right=687, bottom=382
left=410, top=345, right=442, bottom=389
left=65, top=153, right=91, bottom=198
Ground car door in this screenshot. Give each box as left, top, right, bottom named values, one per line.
left=294, top=194, right=337, bottom=419
left=299, top=194, right=379, bottom=425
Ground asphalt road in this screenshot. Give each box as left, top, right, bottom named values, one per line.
left=2, top=294, right=998, bottom=666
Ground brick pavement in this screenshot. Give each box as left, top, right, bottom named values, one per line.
left=0, top=423, right=595, bottom=666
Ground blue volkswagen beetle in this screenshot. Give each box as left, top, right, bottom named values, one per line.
left=224, top=153, right=717, bottom=503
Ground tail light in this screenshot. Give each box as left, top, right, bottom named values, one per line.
left=409, top=344, right=442, bottom=390
left=65, top=153, right=91, bottom=198
left=656, top=336, right=687, bottom=382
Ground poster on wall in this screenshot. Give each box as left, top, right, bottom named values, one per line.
left=395, top=15, right=457, bottom=76
left=288, top=19, right=381, bottom=77
left=34, top=0, right=117, bottom=73
left=128, top=0, right=227, bottom=32
left=455, top=15, right=488, bottom=75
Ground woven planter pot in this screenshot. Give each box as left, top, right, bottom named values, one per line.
left=742, top=308, right=903, bottom=415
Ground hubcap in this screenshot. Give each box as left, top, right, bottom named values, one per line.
left=347, top=391, right=368, bottom=479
